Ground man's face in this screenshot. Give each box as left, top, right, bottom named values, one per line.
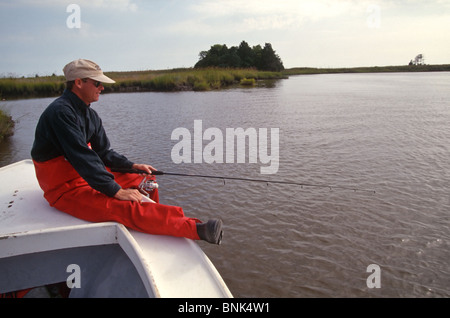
left=77, top=78, right=104, bottom=105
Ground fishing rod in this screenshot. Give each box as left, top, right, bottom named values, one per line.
left=111, top=168, right=376, bottom=194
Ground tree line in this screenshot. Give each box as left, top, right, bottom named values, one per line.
left=194, top=41, right=284, bottom=72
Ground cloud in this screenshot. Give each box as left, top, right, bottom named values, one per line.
left=243, top=15, right=302, bottom=31
left=189, top=0, right=369, bottom=21
left=4, top=0, right=138, bottom=12
left=78, top=0, right=138, bottom=12
left=166, top=0, right=383, bottom=35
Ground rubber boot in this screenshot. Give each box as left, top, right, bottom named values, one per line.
left=197, top=219, right=223, bottom=245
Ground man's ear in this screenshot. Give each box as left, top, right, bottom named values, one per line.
left=73, top=78, right=83, bottom=89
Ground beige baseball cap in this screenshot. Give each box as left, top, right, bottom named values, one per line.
left=63, top=59, right=115, bottom=83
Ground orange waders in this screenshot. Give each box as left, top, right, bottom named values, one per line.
left=33, top=156, right=201, bottom=240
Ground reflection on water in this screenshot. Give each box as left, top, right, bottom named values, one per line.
left=1, top=73, right=450, bottom=297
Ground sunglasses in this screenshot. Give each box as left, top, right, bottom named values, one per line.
left=82, top=78, right=102, bottom=87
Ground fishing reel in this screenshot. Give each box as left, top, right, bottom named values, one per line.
left=138, top=176, right=159, bottom=197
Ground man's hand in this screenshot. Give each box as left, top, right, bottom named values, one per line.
left=114, top=188, right=143, bottom=203
left=132, top=163, right=157, bottom=175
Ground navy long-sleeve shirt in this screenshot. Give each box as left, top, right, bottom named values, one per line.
left=31, top=89, right=134, bottom=197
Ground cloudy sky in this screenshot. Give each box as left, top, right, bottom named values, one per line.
left=0, top=0, right=449, bottom=76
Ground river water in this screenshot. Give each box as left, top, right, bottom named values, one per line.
left=1, top=72, right=449, bottom=297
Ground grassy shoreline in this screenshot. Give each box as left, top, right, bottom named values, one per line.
left=0, top=109, right=15, bottom=143
left=283, top=64, right=450, bottom=75
left=1, top=64, right=449, bottom=100
left=0, top=68, right=286, bottom=100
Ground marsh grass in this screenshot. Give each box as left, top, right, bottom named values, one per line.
left=0, top=76, right=66, bottom=99
left=0, top=68, right=285, bottom=99
left=104, top=68, right=285, bottom=93
left=0, top=109, right=14, bottom=143
left=283, top=64, right=450, bottom=75
left=240, top=78, right=256, bottom=86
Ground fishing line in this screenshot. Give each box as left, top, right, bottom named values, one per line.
left=111, top=168, right=376, bottom=194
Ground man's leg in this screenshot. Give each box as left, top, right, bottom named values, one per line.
left=33, top=158, right=200, bottom=239
left=52, top=185, right=201, bottom=239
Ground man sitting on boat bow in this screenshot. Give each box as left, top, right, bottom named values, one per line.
left=30, top=59, right=223, bottom=245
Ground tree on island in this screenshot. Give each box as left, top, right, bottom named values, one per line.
left=409, top=54, right=425, bottom=65
left=195, top=41, right=284, bottom=72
